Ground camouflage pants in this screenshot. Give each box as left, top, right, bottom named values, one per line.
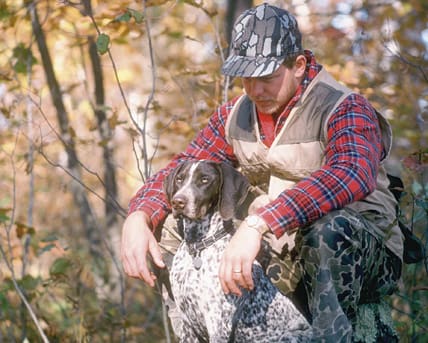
left=158, top=209, right=402, bottom=342
left=266, top=209, right=402, bottom=342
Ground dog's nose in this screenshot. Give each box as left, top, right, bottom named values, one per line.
left=172, top=195, right=187, bottom=209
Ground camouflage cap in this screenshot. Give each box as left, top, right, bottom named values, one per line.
left=222, top=3, right=302, bottom=77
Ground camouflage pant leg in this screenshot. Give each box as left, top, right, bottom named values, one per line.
left=158, top=214, right=182, bottom=268
left=266, top=209, right=402, bottom=342
left=157, top=214, right=183, bottom=340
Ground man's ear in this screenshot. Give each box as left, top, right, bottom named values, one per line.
left=294, top=55, right=307, bottom=78
left=216, top=163, right=254, bottom=221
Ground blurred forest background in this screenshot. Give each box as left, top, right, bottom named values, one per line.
left=0, top=0, right=427, bottom=342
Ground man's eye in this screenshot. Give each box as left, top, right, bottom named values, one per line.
left=261, top=76, right=275, bottom=82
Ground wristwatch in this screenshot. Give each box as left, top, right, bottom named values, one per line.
left=245, top=215, right=270, bottom=235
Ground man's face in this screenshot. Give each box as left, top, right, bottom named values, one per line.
left=241, top=64, right=300, bottom=116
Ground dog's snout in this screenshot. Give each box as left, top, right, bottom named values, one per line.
left=172, top=194, right=187, bottom=210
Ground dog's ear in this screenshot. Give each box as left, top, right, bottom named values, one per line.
left=163, top=161, right=187, bottom=202
left=216, top=163, right=255, bottom=221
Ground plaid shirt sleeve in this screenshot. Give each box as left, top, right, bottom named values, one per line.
left=127, top=98, right=238, bottom=231
left=256, top=93, right=383, bottom=237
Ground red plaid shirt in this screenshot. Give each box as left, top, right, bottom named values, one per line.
left=128, top=51, right=383, bottom=237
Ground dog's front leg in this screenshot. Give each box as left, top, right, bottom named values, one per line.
left=179, top=325, right=206, bottom=343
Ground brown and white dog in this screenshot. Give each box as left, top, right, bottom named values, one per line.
left=164, top=160, right=312, bottom=343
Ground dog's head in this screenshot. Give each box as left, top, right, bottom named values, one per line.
left=164, top=160, right=254, bottom=221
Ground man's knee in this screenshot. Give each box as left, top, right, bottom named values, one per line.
left=299, top=210, right=360, bottom=260
left=158, top=214, right=182, bottom=269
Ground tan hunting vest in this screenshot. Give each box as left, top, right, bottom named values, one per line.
left=225, top=68, right=403, bottom=259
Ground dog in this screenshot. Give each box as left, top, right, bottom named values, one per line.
left=164, top=160, right=312, bottom=342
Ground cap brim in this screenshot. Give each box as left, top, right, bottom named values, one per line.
left=221, top=55, right=285, bottom=77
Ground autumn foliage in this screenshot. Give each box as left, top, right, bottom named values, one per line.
left=0, top=0, right=427, bottom=341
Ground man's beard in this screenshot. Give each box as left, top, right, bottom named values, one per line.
left=252, top=98, right=282, bottom=116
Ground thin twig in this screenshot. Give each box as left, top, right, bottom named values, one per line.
left=29, top=96, right=127, bottom=218
left=37, top=147, right=126, bottom=219
left=0, top=131, right=50, bottom=343
left=141, top=1, right=157, bottom=180
left=384, top=43, right=428, bottom=83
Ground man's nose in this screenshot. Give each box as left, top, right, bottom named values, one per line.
left=245, top=78, right=264, bottom=97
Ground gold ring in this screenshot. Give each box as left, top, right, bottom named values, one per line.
left=233, top=270, right=242, bottom=273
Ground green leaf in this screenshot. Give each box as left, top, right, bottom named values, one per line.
left=96, top=34, right=110, bottom=55
left=12, top=43, right=37, bottom=74
left=0, top=212, right=9, bottom=223
left=128, top=8, right=143, bottom=23
left=0, top=6, right=11, bottom=21
left=115, top=12, right=131, bottom=22
left=38, top=243, right=56, bottom=255
left=0, top=292, right=9, bottom=313
left=1, top=278, right=13, bottom=292
left=20, top=275, right=40, bottom=291
left=49, top=257, right=72, bottom=277
left=41, top=234, right=58, bottom=242
left=13, top=60, right=26, bottom=74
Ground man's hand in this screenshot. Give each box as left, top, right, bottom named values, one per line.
left=218, top=219, right=264, bottom=296
left=121, top=211, right=165, bottom=287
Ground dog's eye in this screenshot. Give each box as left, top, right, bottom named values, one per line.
left=201, top=176, right=209, bottom=184
left=176, top=176, right=183, bottom=184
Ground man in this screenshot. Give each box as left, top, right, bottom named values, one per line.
left=121, top=4, right=403, bottom=342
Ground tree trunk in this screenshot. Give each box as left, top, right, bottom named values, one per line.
left=28, top=1, right=100, bottom=254
left=84, top=0, right=119, bottom=227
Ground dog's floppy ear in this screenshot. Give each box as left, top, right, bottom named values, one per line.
left=216, top=163, right=255, bottom=221
left=163, top=161, right=188, bottom=203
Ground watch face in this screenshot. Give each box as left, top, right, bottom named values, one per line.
left=247, top=216, right=259, bottom=226
left=246, top=215, right=268, bottom=234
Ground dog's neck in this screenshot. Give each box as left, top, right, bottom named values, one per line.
left=180, top=212, right=224, bottom=243
left=179, top=212, right=234, bottom=254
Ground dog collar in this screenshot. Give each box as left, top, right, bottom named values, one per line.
left=187, top=219, right=234, bottom=256
left=186, top=219, right=234, bottom=269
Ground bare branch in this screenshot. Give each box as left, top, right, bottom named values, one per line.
left=0, top=131, right=50, bottom=343
left=37, top=146, right=126, bottom=219
left=29, top=96, right=127, bottom=218
left=384, top=43, right=428, bottom=83
left=140, top=0, right=157, bottom=180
